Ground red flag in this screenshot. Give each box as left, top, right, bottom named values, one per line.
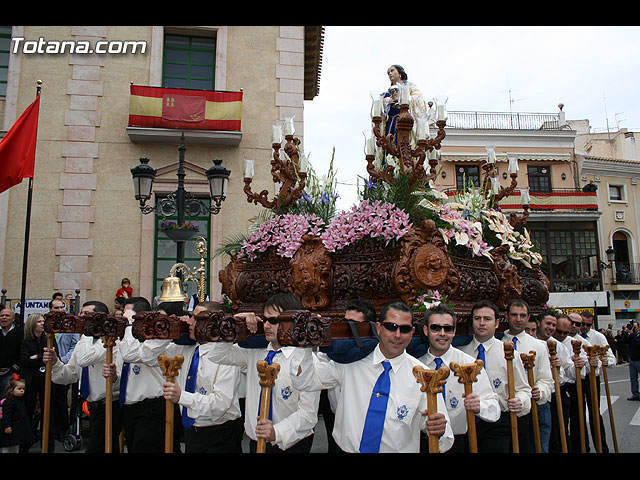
left=0, top=94, right=41, bottom=194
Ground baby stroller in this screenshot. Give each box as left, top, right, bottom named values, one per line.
left=63, top=383, right=90, bottom=451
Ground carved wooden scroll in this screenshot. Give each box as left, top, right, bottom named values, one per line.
left=82, top=312, right=127, bottom=339
left=413, top=365, right=450, bottom=453
left=290, top=235, right=332, bottom=310
left=520, top=350, right=541, bottom=453
left=450, top=360, right=483, bottom=453
left=276, top=310, right=332, bottom=347
left=131, top=311, right=189, bottom=340
left=43, top=311, right=85, bottom=334
left=193, top=310, right=248, bottom=343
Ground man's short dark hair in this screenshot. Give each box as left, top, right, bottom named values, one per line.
left=506, top=298, right=530, bottom=316
left=156, top=301, right=187, bottom=317
left=424, top=303, right=457, bottom=328
left=580, top=310, right=594, bottom=320
left=471, top=300, right=500, bottom=320
left=124, top=296, right=151, bottom=314
left=264, top=292, right=303, bottom=313
left=82, top=300, right=109, bottom=314
left=379, top=301, right=413, bottom=323
left=345, top=299, right=377, bottom=323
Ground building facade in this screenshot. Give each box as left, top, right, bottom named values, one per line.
left=0, top=25, right=323, bottom=313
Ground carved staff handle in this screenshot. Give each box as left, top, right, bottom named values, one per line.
left=450, top=360, right=483, bottom=453
left=546, top=340, right=568, bottom=453
left=413, top=365, right=449, bottom=453
left=41, top=332, right=55, bottom=453
left=503, top=342, right=519, bottom=453
left=583, top=344, right=603, bottom=453
left=256, top=360, right=280, bottom=453
left=520, top=351, right=542, bottom=453
left=597, top=345, right=618, bottom=453
left=102, top=336, right=117, bottom=453
left=158, top=354, right=184, bottom=453
left=571, top=339, right=587, bottom=453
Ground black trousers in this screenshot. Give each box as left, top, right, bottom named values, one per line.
left=86, top=399, right=124, bottom=453
left=476, top=412, right=511, bottom=453
left=248, top=433, right=314, bottom=453
left=183, top=417, right=244, bottom=453
left=566, top=381, right=589, bottom=453
left=122, top=397, right=181, bottom=453
left=582, top=375, right=609, bottom=453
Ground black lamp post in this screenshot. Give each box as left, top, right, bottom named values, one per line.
left=130, top=132, right=230, bottom=266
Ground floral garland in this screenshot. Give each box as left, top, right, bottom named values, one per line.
left=320, top=199, right=412, bottom=253
left=484, top=209, right=542, bottom=268
left=238, top=213, right=325, bottom=261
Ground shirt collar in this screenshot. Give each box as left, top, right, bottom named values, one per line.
left=372, top=344, right=406, bottom=371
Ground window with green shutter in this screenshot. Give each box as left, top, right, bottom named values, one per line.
left=163, top=34, right=216, bottom=90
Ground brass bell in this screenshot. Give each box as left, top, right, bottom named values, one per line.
left=157, top=275, right=188, bottom=303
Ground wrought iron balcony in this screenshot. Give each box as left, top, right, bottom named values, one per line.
left=446, top=111, right=561, bottom=130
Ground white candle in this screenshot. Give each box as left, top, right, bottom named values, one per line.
left=521, top=187, right=530, bottom=205
left=486, top=145, right=496, bottom=164
left=372, top=96, right=382, bottom=117
left=508, top=155, right=519, bottom=174
left=399, top=84, right=409, bottom=105
left=243, top=159, right=254, bottom=179
left=272, top=124, right=282, bottom=144
left=434, top=96, right=448, bottom=121
left=284, top=116, right=295, bottom=136
left=298, top=152, right=308, bottom=173
left=416, top=118, right=427, bottom=140
left=491, top=177, right=500, bottom=194
left=365, top=136, right=376, bottom=155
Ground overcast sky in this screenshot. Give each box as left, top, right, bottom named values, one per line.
left=302, top=25, right=640, bottom=211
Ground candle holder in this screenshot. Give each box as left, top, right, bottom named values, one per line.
left=243, top=131, right=307, bottom=212
left=369, top=101, right=447, bottom=188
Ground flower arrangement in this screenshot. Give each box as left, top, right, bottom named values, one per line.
left=542, top=303, right=563, bottom=317
left=320, top=199, right=412, bottom=253
left=412, top=289, right=453, bottom=311
left=238, top=213, right=325, bottom=261
left=484, top=209, right=542, bottom=268
left=160, top=221, right=200, bottom=231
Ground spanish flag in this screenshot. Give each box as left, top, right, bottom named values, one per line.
left=128, top=85, right=242, bottom=131
left=0, top=94, right=40, bottom=194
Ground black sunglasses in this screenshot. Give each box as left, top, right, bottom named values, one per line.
left=381, top=322, right=414, bottom=334
left=571, top=321, right=582, bottom=327
left=264, top=316, right=279, bottom=325
left=429, top=324, right=455, bottom=334
left=555, top=329, right=569, bottom=335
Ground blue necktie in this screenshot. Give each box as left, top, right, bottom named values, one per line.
left=477, top=344, right=486, bottom=369
left=80, top=366, right=90, bottom=399
left=119, top=362, right=130, bottom=407
left=434, top=357, right=446, bottom=403
left=258, top=350, right=281, bottom=421
left=512, top=337, right=518, bottom=351
left=182, top=346, right=199, bottom=429
left=359, top=361, right=392, bottom=453
left=581, top=333, right=588, bottom=339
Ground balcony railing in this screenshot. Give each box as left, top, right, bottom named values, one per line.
left=445, top=189, right=598, bottom=212
left=446, top=111, right=561, bottom=130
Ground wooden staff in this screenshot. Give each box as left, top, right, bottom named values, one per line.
left=520, top=351, right=542, bottom=453
left=503, top=342, right=519, bottom=453
left=597, top=345, right=618, bottom=453
left=256, top=359, right=280, bottom=453
left=571, top=339, right=587, bottom=453
left=413, top=364, right=449, bottom=453
left=102, top=336, right=116, bottom=453
left=546, top=340, right=568, bottom=453
left=583, top=344, right=603, bottom=453
left=158, top=354, right=184, bottom=453
left=41, top=332, right=55, bottom=453
left=450, top=360, right=483, bottom=453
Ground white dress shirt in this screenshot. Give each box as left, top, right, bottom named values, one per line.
left=129, top=339, right=242, bottom=427
left=459, top=336, right=531, bottom=416
left=207, top=342, right=320, bottom=451
left=74, top=335, right=122, bottom=402
left=562, top=334, right=590, bottom=380
left=117, top=326, right=165, bottom=404
left=292, top=345, right=455, bottom=453
left=545, top=336, right=573, bottom=387
left=581, top=328, right=616, bottom=375
left=417, top=346, right=500, bottom=435
left=502, top=331, right=554, bottom=405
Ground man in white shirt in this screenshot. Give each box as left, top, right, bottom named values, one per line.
left=459, top=300, right=531, bottom=453
left=207, top=293, right=320, bottom=453
left=579, top=310, right=613, bottom=453
left=44, top=300, right=124, bottom=453
left=501, top=299, right=554, bottom=453
left=536, top=311, right=572, bottom=453
left=292, top=300, right=454, bottom=453
left=415, top=304, right=499, bottom=453
left=123, top=300, right=244, bottom=453
left=554, top=314, right=590, bottom=452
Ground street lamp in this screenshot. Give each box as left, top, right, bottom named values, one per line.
left=130, top=132, right=231, bottom=268
left=601, top=245, right=616, bottom=285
